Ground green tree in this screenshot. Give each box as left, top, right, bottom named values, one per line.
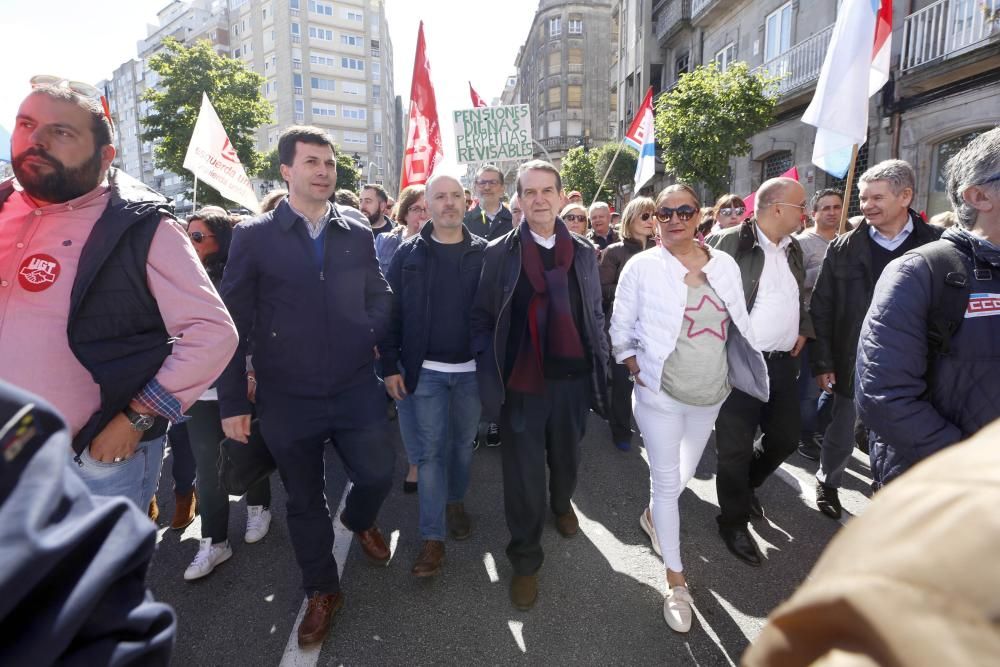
left=262, top=147, right=362, bottom=193
left=141, top=37, right=272, bottom=207
left=654, top=62, right=777, bottom=198
left=592, top=143, right=639, bottom=203
left=560, top=147, right=602, bottom=205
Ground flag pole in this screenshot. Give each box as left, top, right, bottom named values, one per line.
left=592, top=139, right=627, bottom=208
left=838, top=144, right=859, bottom=235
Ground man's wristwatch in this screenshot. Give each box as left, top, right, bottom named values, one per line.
left=124, top=406, right=156, bottom=432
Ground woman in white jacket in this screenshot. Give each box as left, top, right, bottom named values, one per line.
left=610, top=184, right=768, bottom=633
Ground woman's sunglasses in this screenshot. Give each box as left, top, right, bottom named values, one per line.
left=639, top=212, right=653, bottom=221
left=720, top=206, right=746, bottom=217
left=189, top=231, right=216, bottom=243
left=563, top=214, right=587, bottom=222
left=654, top=206, right=697, bottom=223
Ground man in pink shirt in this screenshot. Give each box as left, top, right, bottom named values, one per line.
left=0, top=81, right=238, bottom=510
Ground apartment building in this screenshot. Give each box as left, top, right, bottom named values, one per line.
left=230, top=0, right=399, bottom=195
left=616, top=0, right=999, bottom=213
left=514, top=0, right=617, bottom=167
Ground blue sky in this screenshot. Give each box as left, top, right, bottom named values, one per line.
left=0, top=0, right=539, bottom=164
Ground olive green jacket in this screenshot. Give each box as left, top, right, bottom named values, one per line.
left=705, top=219, right=815, bottom=340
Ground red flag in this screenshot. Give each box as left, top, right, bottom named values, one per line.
left=469, top=82, right=487, bottom=108
left=401, top=22, right=444, bottom=190
left=744, top=166, right=799, bottom=218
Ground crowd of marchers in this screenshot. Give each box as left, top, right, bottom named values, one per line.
left=1, top=81, right=999, bottom=665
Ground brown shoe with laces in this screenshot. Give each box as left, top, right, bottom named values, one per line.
left=341, top=512, right=390, bottom=564
left=555, top=508, right=579, bottom=537
left=170, top=489, right=197, bottom=530
left=510, top=575, right=538, bottom=610
left=446, top=502, right=472, bottom=540
left=297, top=591, right=343, bottom=647
left=411, top=540, right=445, bottom=577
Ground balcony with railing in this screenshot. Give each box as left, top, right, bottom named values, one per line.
left=691, top=0, right=724, bottom=24
left=655, top=0, right=691, bottom=44
left=538, top=136, right=584, bottom=153
left=754, top=23, right=834, bottom=100
left=901, top=0, right=999, bottom=71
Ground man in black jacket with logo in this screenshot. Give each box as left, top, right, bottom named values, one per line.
left=464, top=164, right=514, bottom=241
left=471, top=160, right=608, bottom=611
left=809, top=160, right=941, bottom=518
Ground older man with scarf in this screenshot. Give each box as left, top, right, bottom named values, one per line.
left=471, top=160, right=608, bottom=611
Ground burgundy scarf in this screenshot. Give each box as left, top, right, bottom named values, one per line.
left=507, top=219, right=586, bottom=393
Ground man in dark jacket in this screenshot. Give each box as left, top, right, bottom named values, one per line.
left=218, top=126, right=394, bottom=648
left=464, top=164, right=513, bottom=240
left=586, top=201, right=619, bottom=249
left=360, top=182, right=393, bottom=235
left=0, top=380, right=175, bottom=666
left=0, top=84, right=237, bottom=511
left=809, top=160, right=941, bottom=517
left=706, top=177, right=814, bottom=567
left=382, top=172, right=487, bottom=578
left=470, top=160, right=608, bottom=611
left=857, top=128, right=1000, bottom=488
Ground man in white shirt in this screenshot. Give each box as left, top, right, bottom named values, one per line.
left=706, top=177, right=814, bottom=566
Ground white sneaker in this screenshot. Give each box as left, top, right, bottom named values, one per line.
left=184, top=538, right=232, bottom=581
left=639, top=508, right=662, bottom=557
left=663, top=585, right=694, bottom=633
left=245, top=505, right=272, bottom=544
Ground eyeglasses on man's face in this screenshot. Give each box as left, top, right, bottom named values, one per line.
left=476, top=178, right=500, bottom=187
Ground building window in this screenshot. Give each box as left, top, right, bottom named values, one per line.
left=610, top=92, right=617, bottom=113
left=549, top=17, right=562, bottom=37
left=309, top=27, right=333, bottom=41
left=345, top=9, right=363, bottom=22
left=308, top=0, right=333, bottom=16
left=309, top=54, right=337, bottom=67
left=568, top=18, right=583, bottom=35
left=762, top=151, right=793, bottom=181
left=928, top=130, right=985, bottom=215
left=372, top=84, right=381, bottom=99
left=373, top=132, right=382, bottom=146
left=547, top=86, right=561, bottom=108
left=568, top=47, right=583, bottom=73
left=567, top=85, right=582, bottom=108
left=343, top=107, right=367, bottom=120
left=341, top=34, right=362, bottom=46
left=311, top=77, right=335, bottom=91
left=288, top=0, right=299, bottom=8
left=230, top=0, right=249, bottom=8
left=293, top=73, right=303, bottom=94
left=715, top=42, right=736, bottom=71
left=548, top=51, right=561, bottom=76
left=764, top=2, right=792, bottom=62
left=312, top=102, right=337, bottom=117
left=342, top=81, right=365, bottom=96
left=342, top=57, right=365, bottom=71
left=675, top=52, right=690, bottom=82
left=371, top=39, right=380, bottom=57
left=343, top=131, right=366, bottom=145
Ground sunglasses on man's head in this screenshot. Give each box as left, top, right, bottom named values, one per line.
left=654, top=205, right=697, bottom=223
left=563, top=214, right=587, bottom=222
left=189, top=231, right=216, bottom=243
left=720, top=206, right=746, bottom=217
left=30, top=74, right=114, bottom=128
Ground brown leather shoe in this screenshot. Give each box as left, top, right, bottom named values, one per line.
left=446, top=502, right=472, bottom=540
left=510, top=575, right=538, bottom=611
left=170, top=490, right=197, bottom=530
left=341, top=512, right=391, bottom=564
left=411, top=540, right=445, bottom=577
left=555, top=508, right=579, bottom=537
left=148, top=496, right=159, bottom=523
left=297, top=591, right=343, bottom=647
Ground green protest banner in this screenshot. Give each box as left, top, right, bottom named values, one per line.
left=452, top=105, right=533, bottom=164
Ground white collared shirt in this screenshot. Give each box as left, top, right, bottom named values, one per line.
left=748, top=225, right=800, bottom=352
left=529, top=228, right=557, bottom=249
left=868, top=217, right=914, bottom=251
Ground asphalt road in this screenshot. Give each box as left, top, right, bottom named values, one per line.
left=148, top=412, right=872, bottom=666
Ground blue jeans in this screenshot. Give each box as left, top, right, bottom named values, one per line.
left=73, top=435, right=166, bottom=510
left=407, top=369, right=481, bottom=541
left=396, top=395, right=420, bottom=466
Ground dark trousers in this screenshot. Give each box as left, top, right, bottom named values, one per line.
left=257, top=382, right=394, bottom=595
left=501, top=377, right=589, bottom=576
left=167, top=421, right=196, bottom=494
left=715, top=354, right=800, bottom=527
left=608, top=361, right=634, bottom=444
left=187, top=400, right=271, bottom=544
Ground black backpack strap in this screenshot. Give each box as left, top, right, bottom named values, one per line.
left=909, top=241, right=970, bottom=398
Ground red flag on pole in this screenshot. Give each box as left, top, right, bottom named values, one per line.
left=469, top=82, right=487, bottom=108
left=400, top=22, right=444, bottom=190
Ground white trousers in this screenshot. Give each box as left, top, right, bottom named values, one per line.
left=632, top=386, right=724, bottom=572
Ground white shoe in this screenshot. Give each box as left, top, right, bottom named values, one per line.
left=639, top=508, right=662, bottom=557
left=184, top=538, right=232, bottom=581
left=663, top=585, right=694, bottom=633
left=245, top=506, right=272, bottom=544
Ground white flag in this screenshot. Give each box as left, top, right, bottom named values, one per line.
left=183, top=93, right=260, bottom=212
left=624, top=88, right=656, bottom=192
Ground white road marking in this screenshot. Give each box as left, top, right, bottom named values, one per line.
left=507, top=620, right=527, bottom=653
left=279, top=483, right=354, bottom=667
left=483, top=552, right=500, bottom=583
